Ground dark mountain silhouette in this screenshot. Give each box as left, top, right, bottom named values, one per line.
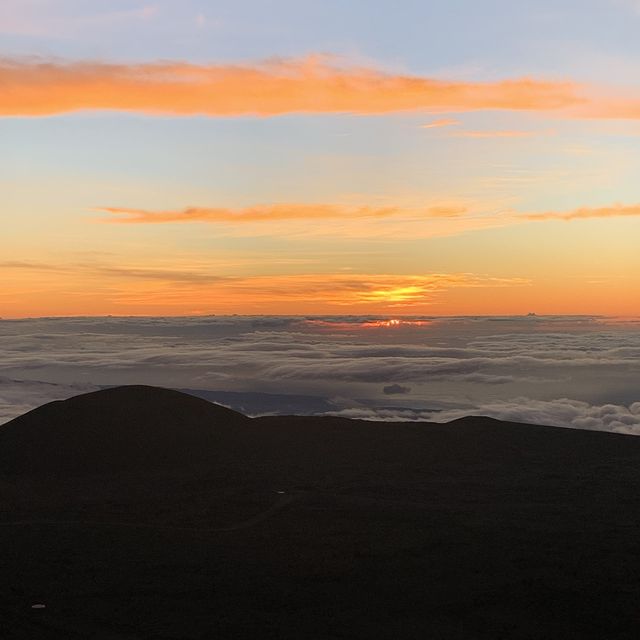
left=3, top=386, right=640, bottom=639
left=0, top=385, right=248, bottom=475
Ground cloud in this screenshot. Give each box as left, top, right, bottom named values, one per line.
left=1, top=316, right=639, bottom=432
left=5, top=316, right=634, bottom=388
left=213, top=273, right=530, bottom=308
left=424, top=397, right=640, bottom=435
left=326, top=407, right=438, bottom=422
left=0, top=376, right=99, bottom=424
left=4, top=55, right=640, bottom=120
left=327, top=398, right=640, bottom=434
left=0, top=55, right=583, bottom=117
left=0, top=260, right=230, bottom=284
left=420, top=118, right=461, bottom=128
left=94, top=199, right=640, bottom=237
left=98, top=203, right=424, bottom=224
left=1, top=261, right=529, bottom=312
left=383, top=384, right=412, bottom=395
left=522, top=203, right=640, bottom=221
left=97, top=203, right=472, bottom=225
left=88, top=199, right=515, bottom=242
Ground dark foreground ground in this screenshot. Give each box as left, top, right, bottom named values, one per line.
left=1, top=386, right=640, bottom=639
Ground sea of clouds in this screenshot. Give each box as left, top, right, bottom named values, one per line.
left=1, top=315, right=639, bottom=434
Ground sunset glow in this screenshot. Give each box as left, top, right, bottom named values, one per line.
left=4, top=8, right=640, bottom=636
left=2, top=0, right=639, bottom=318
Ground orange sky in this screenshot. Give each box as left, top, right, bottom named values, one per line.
left=2, top=3, right=640, bottom=318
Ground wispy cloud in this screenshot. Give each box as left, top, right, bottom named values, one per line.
left=1, top=259, right=528, bottom=313
left=420, top=118, right=461, bottom=129
left=0, top=55, right=583, bottom=117
left=523, top=203, right=640, bottom=221
left=104, top=271, right=530, bottom=309
left=96, top=199, right=640, bottom=231
left=96, top=203, right=469, bottom=224
left=86, top=198, right=640, bottom=251
left=0, top=260, right=230, bottom=285
left=93, top=201, right=511, bottom=241
left=225, top=273, right=530, bottom=307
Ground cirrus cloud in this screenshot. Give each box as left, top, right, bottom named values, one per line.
left=93, top=200, right=640, bottom=235
left=96, top=203, right=470, bottom=224
left=522, top=203, right=640, bottom=221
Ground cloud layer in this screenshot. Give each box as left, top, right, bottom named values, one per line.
left=0, top=376, right=99, bottom=424
left=1, top=316, right=638, bottom=435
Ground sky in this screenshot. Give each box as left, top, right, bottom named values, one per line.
left=2, top=315, right=640, bottom=434
left=2, top=0, right=640, bottom=317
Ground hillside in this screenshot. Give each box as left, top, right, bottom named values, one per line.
left=1, top=386, right=640, bottom=639
left=0, top=385, right=248, bottom=475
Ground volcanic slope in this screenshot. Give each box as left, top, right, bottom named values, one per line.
left=2, top=386, right=640, bottom=639
left=0, top=385, right=248, bottom=475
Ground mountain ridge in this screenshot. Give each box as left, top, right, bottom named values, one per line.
left=0, top=385, right=635, bottom=479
